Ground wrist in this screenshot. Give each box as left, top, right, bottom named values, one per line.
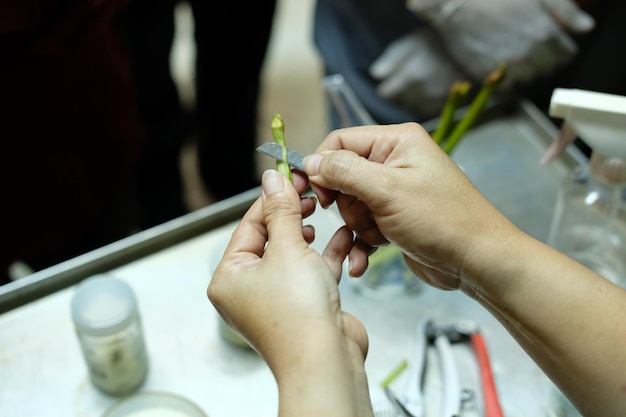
left=268, top=326, right=370, bottom=416
left=269, top=325, right=358, bottom=370
left=459, top=216, right=527, bottom=298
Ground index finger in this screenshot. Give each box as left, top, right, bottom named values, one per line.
left=315, top=123, right=423, bottom=163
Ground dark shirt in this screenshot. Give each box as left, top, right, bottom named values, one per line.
left=0, top=0, right=142, bottom=283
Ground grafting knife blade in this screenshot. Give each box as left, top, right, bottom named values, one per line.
left=256, top=142, right=306, bottom=171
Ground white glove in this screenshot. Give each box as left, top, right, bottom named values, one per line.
left=370, top=27, right=466, bottom=117
left=406, top=0, right=595, bottom=89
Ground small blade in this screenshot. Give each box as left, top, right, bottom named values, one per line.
left=256, top=142, right=306, bottom=171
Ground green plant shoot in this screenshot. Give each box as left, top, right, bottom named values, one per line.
left=271, top=113, right=293, bottom=183
left=442, top=63, right=507, bottom=155
left=432, top=81, right=472, bottom=145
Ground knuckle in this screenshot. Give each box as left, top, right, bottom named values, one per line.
left=264, top=197, right=299, bottom=222
left=325, top=150, right=359, bottom=186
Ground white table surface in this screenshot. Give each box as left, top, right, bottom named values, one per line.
left=0, top=103, right=583, bottom=417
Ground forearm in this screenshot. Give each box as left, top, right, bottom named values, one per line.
left=464, top=227, right=626, bottom=416
left=263, top=326, right=373, bottom=417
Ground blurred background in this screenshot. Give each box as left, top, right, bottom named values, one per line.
left=4, top=0, right=622, bottom=282
left=174, top=0, right=327, bottom=210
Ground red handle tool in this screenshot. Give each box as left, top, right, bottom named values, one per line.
left=471, top=332, right=505, bottom=417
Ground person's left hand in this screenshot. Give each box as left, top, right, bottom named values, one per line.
left=207, top=169, right=369, bottom=378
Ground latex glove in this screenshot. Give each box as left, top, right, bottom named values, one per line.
left=406, top=0, right=595, bottom=89
left=370, top=27, right=466, bottom=116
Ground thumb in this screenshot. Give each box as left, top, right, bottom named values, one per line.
left=542, top=0, right=595, bottom=32
left=304, top=151, right=388, bottom=205
left=261, top=169, right=305, bottom=247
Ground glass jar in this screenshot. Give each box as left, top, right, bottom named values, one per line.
left=71, top=275, right=149, bottom=395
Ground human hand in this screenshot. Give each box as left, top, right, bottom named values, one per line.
left=207, top=169, right=369, bottom=381
left=369, top=27, right=466, bottom=117
left=303, top=123, right=520, bottom=291
left=406, top=0, right=595, bottom=89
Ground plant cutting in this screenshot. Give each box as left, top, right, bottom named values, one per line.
left=435, top=63, right=507, bottom=155
left=271, top=113, right=293, bottom=183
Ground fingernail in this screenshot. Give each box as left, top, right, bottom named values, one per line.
left=262, top=169, right=284, bottom=195
left=303, top=154, right=323, bottom=175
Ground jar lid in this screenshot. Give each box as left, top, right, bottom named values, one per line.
left=71, top=275, right=138, bottom=335
left=102, top=391, right=208, bottom=417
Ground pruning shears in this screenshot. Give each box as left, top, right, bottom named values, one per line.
left=384, top=319, right=505, bottom=417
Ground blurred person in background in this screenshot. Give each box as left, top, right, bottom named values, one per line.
left=118, top=0, right=278, bottom=229
left=0, top=0, right=143, bottom=284
left=313, top=0, right=625, bottom=130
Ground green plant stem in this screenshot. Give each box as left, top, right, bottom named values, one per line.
left=442, top=63, right=507, bottom=155
left=432, top=81, right=471, bottom=145
left=271, top=113, right=293, bottom=183
left=380, top=359, right=408, bottom=388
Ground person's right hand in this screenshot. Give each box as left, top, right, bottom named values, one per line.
left=369, top=27, right=466, bottom=117
left=305, top=125, right=626, bottom=417
left=406, top=0, right=595, bottom=89
left=303, top=123, right=521, bottom=291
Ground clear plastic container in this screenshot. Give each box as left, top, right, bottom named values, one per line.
left=352, top=245, right=424, bottom=298
left=548, top=152, right=626, bottom=285
left=546, top=89, right=626, bottom=286
left=71, top=275, right=149, bottom=395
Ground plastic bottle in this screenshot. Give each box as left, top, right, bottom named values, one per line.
left=71, top=275, right=149, bottom=395
left=547, top=88, right=626, bottom=286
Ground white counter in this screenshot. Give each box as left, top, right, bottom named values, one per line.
left=0, top=100, right=583, bottom=417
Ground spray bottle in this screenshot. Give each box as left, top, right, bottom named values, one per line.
left=547, top=88, right=626, bottom=286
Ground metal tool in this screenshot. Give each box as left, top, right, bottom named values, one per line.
left=385, top=319, right=505, bottom=417
left=435, top=320, right=505, bottom=417
left=256, top=142, right=306, bottom=171
left=394, top=319, right=461, bottom=417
